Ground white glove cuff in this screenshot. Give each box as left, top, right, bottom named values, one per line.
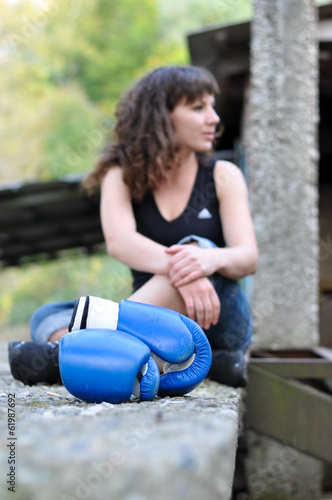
left=70, top=296, right=119, bottom=332
left=70, top=297, right=87, bottom=332
left=85, top=296, right=119, bottom=330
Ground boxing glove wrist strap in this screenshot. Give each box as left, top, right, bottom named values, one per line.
left=69, top=296, right=119, bottom=332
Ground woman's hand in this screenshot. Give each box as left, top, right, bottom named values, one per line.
left=165, top=244, right=219, bottom=287
left=177, top=277, right=220, bottom=330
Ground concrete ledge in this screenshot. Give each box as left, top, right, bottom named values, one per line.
left=0, top=342, right=241, bottom=500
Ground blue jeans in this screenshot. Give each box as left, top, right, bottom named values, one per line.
left=204, top=274, right=252, bottom=352
left=31, top=300, right=76, bottom=344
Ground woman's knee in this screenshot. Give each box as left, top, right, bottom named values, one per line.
left=129, top=275, right=186, bottom=314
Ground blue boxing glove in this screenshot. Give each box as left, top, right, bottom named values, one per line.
left=69, top=296, right=212, bottom=397
left=59, top=328, right=160, bottom=404
left=158, top=314, right=212, bottom=398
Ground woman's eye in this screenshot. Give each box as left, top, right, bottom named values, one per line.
left=193, top=105, right=203, bottom=111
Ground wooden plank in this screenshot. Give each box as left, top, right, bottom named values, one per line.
left=248, top=358, right=332, bottom=378
left=246, top=364, right=332, bottom=464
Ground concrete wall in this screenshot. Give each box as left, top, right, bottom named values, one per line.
left=246, top=2, right=323, bottom=499
left=248, top=0, right=320, bottom=348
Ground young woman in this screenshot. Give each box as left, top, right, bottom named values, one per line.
left=9, top=65, right=258, bottom=387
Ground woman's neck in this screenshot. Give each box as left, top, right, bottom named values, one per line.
left=165, top=151, right=198, bottom=183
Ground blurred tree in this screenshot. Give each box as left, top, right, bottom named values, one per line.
left=41, top=85, right=112, bottom=180
left=157, top=0, right=252, bottom=46
left=36, top=0, right=160, bottom=112
left=0, top=0, right=160, bottom=182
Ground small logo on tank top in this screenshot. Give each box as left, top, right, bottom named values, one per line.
left=197, top=208, right=212, bottom=219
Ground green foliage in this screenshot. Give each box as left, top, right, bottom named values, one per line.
left=158, top=0, right=252, bottom=46
left=0, top=254, right=132, bottom=329
left=0, top=0, right=160, bottom=183
left=37, top=0, right=160, bottom=112
left=41, top=86, right=112, bottom=180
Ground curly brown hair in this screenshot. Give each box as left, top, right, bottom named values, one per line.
left=84, top=65, right=220, bottom=201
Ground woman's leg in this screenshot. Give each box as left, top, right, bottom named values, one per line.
left=128, top=276, right=187, bottom=373
left=9, top=276, right=185, bottom=384
left=204, top=275, right=252, bottom=352
left=129, top=275, right=187, bottom=314
left=204, top=275, right=253, bottom=387
left=36, top=275, right=185, bottom=343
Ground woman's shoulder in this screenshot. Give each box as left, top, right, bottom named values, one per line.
left=213, top=160, right=247, bottom=198
left=101, top=164, right=122, bottom=182
left=101, top=165, right=127, bottom=194
left=214, top=159, right=242, bottom=176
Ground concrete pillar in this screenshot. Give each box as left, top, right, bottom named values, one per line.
left=248, top=0, right=320, bottom=348
left=246, top=432, right=323, bottom=500
left=246, top=1, right=322, bottom=499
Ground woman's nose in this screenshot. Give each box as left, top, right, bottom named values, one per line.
left=207, top=107, right=220, bottom=125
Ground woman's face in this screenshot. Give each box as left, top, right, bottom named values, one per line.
left=170, top=93, right=220, bottom=154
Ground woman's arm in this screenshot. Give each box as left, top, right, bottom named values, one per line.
left=100, top=166, right=169, bottom=275
left=214, top=160, right=258, bottom=277
left=101, top=166, right=220, bottom=329
left=166, top=161, right=258, bottom=286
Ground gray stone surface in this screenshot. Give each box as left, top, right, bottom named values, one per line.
left=0, top=342, right=241, bottom=500
left=248, top=0, right=320, bottom=348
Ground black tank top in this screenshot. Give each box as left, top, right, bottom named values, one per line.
left=131, top=159, right=225, bottom=290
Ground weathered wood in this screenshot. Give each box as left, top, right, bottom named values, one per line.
left=0, top=178, right=103, bottom=266
left=246, top=363, right=332, bottom=465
